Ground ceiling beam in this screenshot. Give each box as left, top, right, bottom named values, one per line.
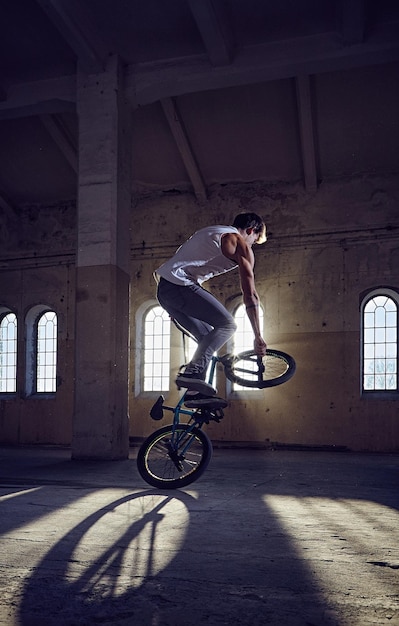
left=187, top=0, right=234, bottom=66
left=35, top=0, right=105, bottom=73
left=295, top=75, right=318, bottom=193
left=128, top=25, right=399, bottom=105
left=342, top=0, right=366, bottom=45
left=1, top=22, right=398, bottom=116
left=0, top=76, right=75, bottom=120
left=0, top=99, right=75, bottom=121
left=161, top=97, right=207, bottom=203
left=40, top=114, right=78, bottom=172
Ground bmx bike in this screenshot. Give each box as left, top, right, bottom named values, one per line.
left=137, top=343, right=296, bottom=489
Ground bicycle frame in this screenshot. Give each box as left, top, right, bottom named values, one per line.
left=150, top=354, right=221, bottom=437
left=140, top=344, right=295, bottom=488
left=148, top=401, right=210, bottom=473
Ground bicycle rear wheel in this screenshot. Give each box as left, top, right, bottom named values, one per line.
left=137, top=424, right=213, bottom=489
left=223, top=349, right=296, bottom=388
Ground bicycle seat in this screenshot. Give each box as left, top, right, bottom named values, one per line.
left=150, top=395, right=165, bottom=420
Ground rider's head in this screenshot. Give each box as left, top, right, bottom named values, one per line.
left=232, top=212, right=267, bottom=244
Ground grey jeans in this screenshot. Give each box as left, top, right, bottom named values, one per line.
left=157, top=278, right=237, bottom=374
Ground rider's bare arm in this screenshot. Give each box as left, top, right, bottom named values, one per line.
left=221, top=233, right=267, bottom=355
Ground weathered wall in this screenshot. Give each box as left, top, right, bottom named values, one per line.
left=130, top=175, right=399, bottom=452
left=1, top=175, right=399, bottom=450
left=0, top=264, right=75, bottom=444
left=0, top=202, right=75, bottom=444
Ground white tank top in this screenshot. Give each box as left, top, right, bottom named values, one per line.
left=155, top=225, right=239, bottom=286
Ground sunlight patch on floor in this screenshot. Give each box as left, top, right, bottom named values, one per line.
left=263, top=494, right=399, bottom=610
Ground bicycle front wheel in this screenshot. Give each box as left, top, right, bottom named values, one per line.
left=223, top=349, right=296, bottom=388
left=137, top=424, right=213, bottom=489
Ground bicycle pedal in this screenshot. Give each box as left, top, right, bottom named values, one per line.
left=211, top=409, right=225, bottom=423
left=196, top=408, right=224, bottom=424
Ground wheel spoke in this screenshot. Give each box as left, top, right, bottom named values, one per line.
left=223, top=349, right=296, bottom=388
left=137, top=424, right=212, bottom=489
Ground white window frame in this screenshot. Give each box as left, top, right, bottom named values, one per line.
left=136, top=302, right=171, bottom=394
left=0, top=310, right=17, bottom=394
left=36, top=311, right=58, bottom=393
left=361, top=288, right=398, bottom=397
left=26, top=305, right=58, bottom=396
left=228, top=301, right=265, bottom=393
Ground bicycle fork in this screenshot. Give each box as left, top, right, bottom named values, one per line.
left=168, top=406, right=204, bottom=471
left=150, top=394, right=201, bottom=472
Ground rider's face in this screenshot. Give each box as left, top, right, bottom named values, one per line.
left=245, top=228, right=261, bottom=247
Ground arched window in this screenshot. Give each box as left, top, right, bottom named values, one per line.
left=232, top=303, right=264, bottom=390
left=36, top=311, right=58, bottom=393
left=233, top=303, right=264, bottom=354
left=0, top=312, right=17, bottom=393
left=361, top=290, right=398, bottom=394
left=143, top=306, right=171, bottom=391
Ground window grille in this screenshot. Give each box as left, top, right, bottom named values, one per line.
left=362, top=293, right=398, bottom=393
left=36, top=311, right=57, bottom=393
left=232, top=303, right=264, bottom=390
left=143, top=306, right=171, bottom=391
left=0, top=313, right=17, bottom=393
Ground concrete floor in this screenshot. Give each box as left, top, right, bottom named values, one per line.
left=0, top=445, right=398, bottom=626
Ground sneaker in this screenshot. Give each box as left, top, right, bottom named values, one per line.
left=176, top=370, right=217, bottom=395
left=184, top=393, right=228, bottom=409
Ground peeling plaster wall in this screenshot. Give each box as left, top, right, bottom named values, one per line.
left=0, top=201, right=75, bottom=444
left=0, top=264, right=75, bottom=445
left=0, top=202, right=76, bottom=256
left=1, top=176, right=399, bottom=450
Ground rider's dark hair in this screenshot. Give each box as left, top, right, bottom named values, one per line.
left=232, top=212, right=266, bottom=243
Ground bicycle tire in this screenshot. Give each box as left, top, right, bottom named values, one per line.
left=137, top=424, right=213, bottom=489
left=223, top=349, right=296, bottom=388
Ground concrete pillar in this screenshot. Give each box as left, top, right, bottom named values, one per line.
left=72, top=55, right=131, bottom=460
